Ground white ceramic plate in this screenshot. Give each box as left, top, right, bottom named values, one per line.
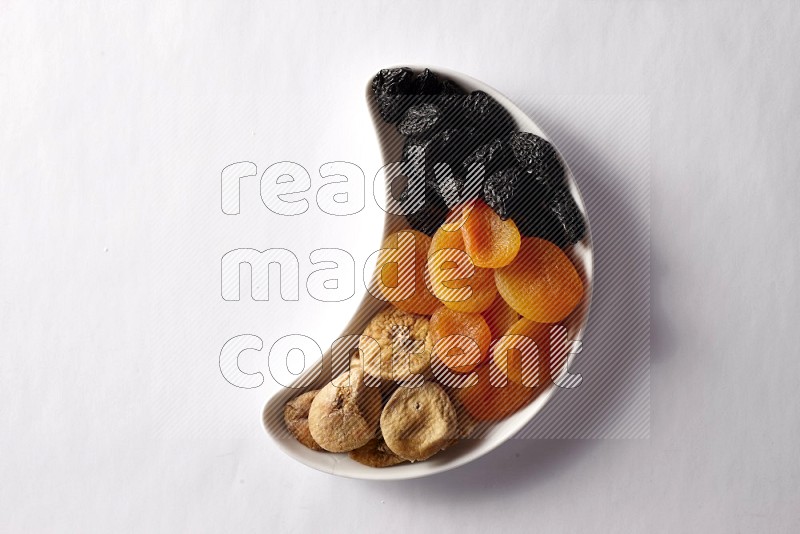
left=262, top=66, right=593, bottom=480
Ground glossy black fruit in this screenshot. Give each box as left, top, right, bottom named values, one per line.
left=371, top=68, right=415, bottom=123
left=509, top=132, right=566, bottom=191
left=483, top=166, right=571, bottom=247
left=425, top=128, right=486, bottom=207
left=514, top=205, right=571, bottom=248
left=548, top=187, right=586, bottom=244
left=509, top=132, right=585, bottom=243
left=412, top=68, right=443, bottom=95
left=405, top=185, right=450, bottom=236
left=483, top=167, right=523, bottom=220
left=458, top=91, right=516, bottom=141
left=401, top=135, right=451, bottom=235
left=463, top=137, right=516, bottom=181
left=397, top=103, right=442, bottom=137
left=440, top=79, right=464, bottom=95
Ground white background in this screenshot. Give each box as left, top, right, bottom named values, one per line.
left=2, top=1, right=799, bottom=532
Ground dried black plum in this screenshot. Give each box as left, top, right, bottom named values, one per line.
left=373, top=67, right=465, bottom=123
left=431, top=170, right=465, bottom=207
left=483, top=167, right=522, bottom=219
left=440, top=79, right=464, bottom=95
left=427, top=128, right=487, bottom=206
left=371, top=67, right=415, bottom=123
left=433, top=83, right=466, bottom=114
left=402, top=134, right=437, bottom=161
left=458, top=91, right=516, bottom=141
left=401, top=127, right=482, bottom=218
left=412, top=68, right=443, bottom=95
left=397, top=103, right=442, bottom=137
left=509, top=132, right=567, bottom=192
left=430, top=127, right=478, bottom=172
left=514, top=205, right=571, bottom=248
left=483, top=165, right=581, bottom=246
left=549, top=188, right=586, bottom=243
left=402, top=129, right=438, bottom=167
left=400, top=135, right=450, bottom=234
left=405, top=184, right=450, bottom=236
left=463, top=137, right=516, bottom=180
left=487, top=132, right=586, bottom=244
left=462, top=90, right=495, bottom=116
left=403, top=131, right=456, bottom=208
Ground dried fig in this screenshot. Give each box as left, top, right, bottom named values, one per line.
left=283, top=390, right=323, bottom=451
left=359, top=308, right=433, bottom=383
left=307, top=370, right=381, bottom=453
left=380, top=382, right=458, bottom=462
left=348, top=438, right=406, bottom=468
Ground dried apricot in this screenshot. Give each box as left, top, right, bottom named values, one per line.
left=453, top=364, right=538, bottom=422
left=494, top=237, right=583, bottom=323
left=429, top=306, right=491, bottom=373
left=488, top=318, right=571, bottom=388
left=427, top=223, right=497, bottom=313
left=374, top=229, right=440, bottom=315
left=461, top=199, right=521, bottom=268
left=482, top=293, right=520, bottom=339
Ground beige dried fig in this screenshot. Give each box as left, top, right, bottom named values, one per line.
left=359, top=308, right=433, bottom=383
left=348, top=438, right=406, bottom=468
left=380, top=382, right=458, bottom=462
left=308, top=370, right=382, bottom=453
left=283, top=390, right=323, bottom=451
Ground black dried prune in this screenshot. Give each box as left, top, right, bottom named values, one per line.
left=397, top=103, right=442, bottom=137
left=431, top=170, right=465, bottom=207
left=371, top=67, right=415, bottom=123
left=463, top=137, right=516, bottom=180
left=400, top=135, right=450, bottom=234
left=372, top=67, right=464, bottom=123
left=483, top=167, right=522, bottom=219
left=402, top=134, right=436, bottom=162
left=429, top=127, right=474, bottom=171
left=507, top=132, right=586, bottom=243
left=483, top=165, right=574, bottom=247
left=412, top=68, right=443, bottom=95
left=405, top=184, right=450, bottom=236
left=440, top=79, right=464, bottom=95
left=459, top=91, right=516, bottom=141
left=483, top=137, right=586, bottom=245
left=549, top=187, right=586, bottom=243
left=445, top=91, right=514, bottom=148
left=509, top=132, right=567, bottom=191
left=403, top=130, right=460, bottom=209
left=514, top=205, right=571, bottom=248
left=462, top=90, right=495, bottom=116
left=401, top=126, right=482, bottom=216
left=431, top=79, right=467, bottom=115
left=428, top=128, right=486, bottom=206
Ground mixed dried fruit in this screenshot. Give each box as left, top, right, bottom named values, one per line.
left=282, top=67, right=589, bottom=467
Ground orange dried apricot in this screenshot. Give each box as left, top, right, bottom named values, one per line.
left=494, top=237, right=583, bottom=323
left=482, top=293, right=520, bottom=339
left=488, top=318, right=569, bottom=387
left=453, top=364, right=538, bottom=422
left=427, top=223, right=497, bottom=313
left=374, top=229, right=439, bottom=315
left=460, top=199, right=521, bottom=268
left=429, top=307, right=492, bottom=373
